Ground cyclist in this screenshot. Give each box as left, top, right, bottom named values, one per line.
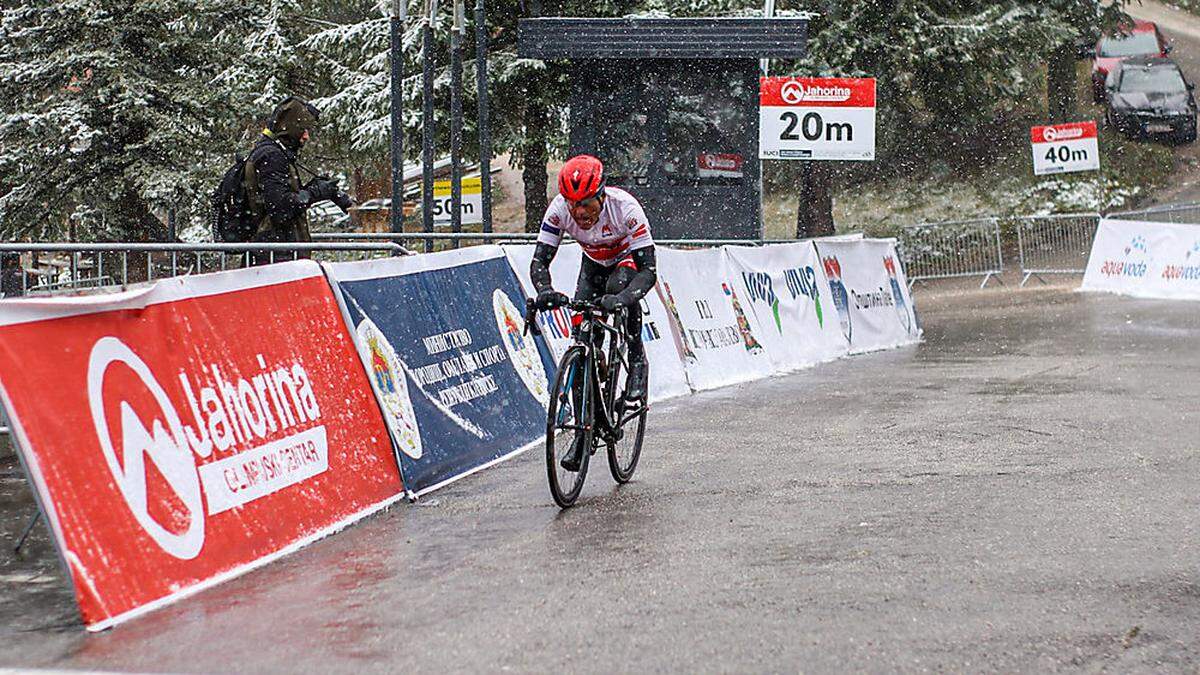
left=530, top=155, right=658, bottom=470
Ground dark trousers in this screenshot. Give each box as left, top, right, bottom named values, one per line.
left=574, top=256, right=645, bottom=360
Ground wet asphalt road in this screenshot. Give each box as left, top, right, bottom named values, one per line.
left=1, top=282, right=1199, bottom=672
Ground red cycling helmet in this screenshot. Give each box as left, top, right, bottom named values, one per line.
left=558, top=154, right=606, bottom=202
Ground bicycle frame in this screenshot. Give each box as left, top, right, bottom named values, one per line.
left=526, top=299, right=641, bottom=438
left=571, top=306, right=625, bottom=439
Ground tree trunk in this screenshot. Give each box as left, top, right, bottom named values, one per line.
left=795, top=161, right=835, bottom=239
left=114, top=189, right=170, bottom=283
left=522, top=95, right=549, bottom=234
left=1047, top=42, right=1078, bottom=123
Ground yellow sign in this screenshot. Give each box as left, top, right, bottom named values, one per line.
left=432, top=176, right=482, bottom=198
left=429, top=177, right=483, bottom=225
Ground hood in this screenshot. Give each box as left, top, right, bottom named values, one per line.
left=1093, top=56, right=1124, bottom=75
left=267, top=97, right=319, bottom=149
left=1112, top=91, right=1192, bottom=113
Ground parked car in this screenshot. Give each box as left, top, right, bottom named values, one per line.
left=1092, top=20, right=1171, bottom=102
left=1105, top=56, right=1198, bottom=143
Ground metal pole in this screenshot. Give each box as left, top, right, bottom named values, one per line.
left=391, top=0, right=407, bottom=239
left=450, top=0, right=464, bottom=249
left=760, top=0, right=775, bottom=76
left=421, top=1, right=437, bottom=253
left=14, top=510, right=40, bottom=554
left=475, top=0, right=492, bottom=234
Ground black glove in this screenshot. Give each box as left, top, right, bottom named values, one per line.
left=536, top=289, right=569, bottom=310
left=302, top=178, right=339, bottom=205
left=599, top=291, right=633, bottom=312
left=332, top=191, right=355, bottom=213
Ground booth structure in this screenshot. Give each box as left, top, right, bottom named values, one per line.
left=518, top=17, right=808, bottom=240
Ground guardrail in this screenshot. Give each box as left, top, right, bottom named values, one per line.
left=311, top=231, right=789, bottom=248
left=1015, top=213, right=1099, bottom=287
left=1108, top=202, right=1200, bottom=225
left=0, top=242, right=406, bottom=296
left=895, top=218, right=1004, bottom=288
left=5, top=199, right=1199, bottom=304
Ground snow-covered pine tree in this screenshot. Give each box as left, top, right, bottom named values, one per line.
left=0, top=0, right=251, bottom=239
left=303, top=0, right=646, bottom=230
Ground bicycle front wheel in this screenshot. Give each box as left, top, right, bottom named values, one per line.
left=546, top=346, right=592, bottom=507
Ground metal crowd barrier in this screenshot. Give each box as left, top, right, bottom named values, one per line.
left=895, top=218, right=1004, bottom=288
left=1108, top=202, right=1200, bottom=225
left=0, top=242, right=406, bottom=297
left=1014, top=213, right=1099, bottom=287
left=311, top=231, right=786, bottom=248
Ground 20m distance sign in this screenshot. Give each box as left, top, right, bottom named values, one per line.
left=1031, top=122, right=1100, bottom=176
left=759, top=77, right=877, bottom=161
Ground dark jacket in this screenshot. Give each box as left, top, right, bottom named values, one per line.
left=246, top=136, right=311, bottom=244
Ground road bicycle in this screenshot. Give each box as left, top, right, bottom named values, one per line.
left=525, top=298, right=648, bottom=508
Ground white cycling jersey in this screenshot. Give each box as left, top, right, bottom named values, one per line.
left=536, top=187, right=655, bottom=266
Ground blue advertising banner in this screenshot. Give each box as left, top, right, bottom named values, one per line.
left=325, top=247, right=556, bottom=495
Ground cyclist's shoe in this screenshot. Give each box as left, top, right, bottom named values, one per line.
left=560, top=433, right=585, bottom=472
left=626, top=354, right=648, bottom=400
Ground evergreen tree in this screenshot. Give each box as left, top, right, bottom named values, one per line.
left=1041, top=0, right=1131, bottom=123
left=0, top=0, right=253, bottom=239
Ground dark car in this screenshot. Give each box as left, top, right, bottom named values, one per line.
left=1091, top=20, right=1171, bottom=103
left=1105, top=56, right=1197, bottom=143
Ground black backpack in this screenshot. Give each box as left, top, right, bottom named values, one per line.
left=210, top=153, right=257, bottom=242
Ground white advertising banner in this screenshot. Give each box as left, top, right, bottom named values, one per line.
left=503, top=244, right=691, bottom=402
left=724, top=242, right=850, bottom=373
left=759, top=77, right=877, bottom=161
left=812, top=239, right=921, bottom=353
left=655, top=247, right=776, bottom=391
left=1082, top=218, right=1200, bottom=300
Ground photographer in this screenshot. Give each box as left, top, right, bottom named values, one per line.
left=245, top=96, right=353, bottom=265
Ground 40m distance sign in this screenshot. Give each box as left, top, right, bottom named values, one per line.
left=1031, top=122, right=1100, bottom=176
left=759, top=77, right=876, bottom=161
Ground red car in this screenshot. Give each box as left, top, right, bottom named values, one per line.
left=1092, top=20, right=1171, bottom=102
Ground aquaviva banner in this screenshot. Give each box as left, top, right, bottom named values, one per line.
left=0, top=262, right=404, bottom=630
left=1082, top=218, right=1200, bottom=301
left=724, top=242, right=849, bottom=372
left=503, top=243, right=691, bottom=402
left=812, top=238, right=921, bottom=353
left=655, top=247, right=776, bottom=390
left=326, top=246, right=557, bottom=496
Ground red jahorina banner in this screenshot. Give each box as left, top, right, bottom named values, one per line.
left=1030, top=121, right=1098, bottom=144
left=0, top=261, right=403, bottom=630
left=759, top=77, right=877, bottom=108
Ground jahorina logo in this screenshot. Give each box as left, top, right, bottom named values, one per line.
left=356, top=318, right=422, bottom=460
left=1042, top=126, right=1084, bottom=142
left=493, top=290, right=550, bottom=407
left=1100, top=235, right=1150, bottom=278
left=87, top=337, right=327, bottom=559
left=822, top=256, right=853, bottom=342
left=1161, top=240, right=1200, bottom=283
left=883, top=256, right=913, bottom=334
left=781, top=79, right=851, bottom=105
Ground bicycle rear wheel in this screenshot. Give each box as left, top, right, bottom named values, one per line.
left=546, top=346, right=592, bottom=507
left=607, top=358, right=647, bottom=483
